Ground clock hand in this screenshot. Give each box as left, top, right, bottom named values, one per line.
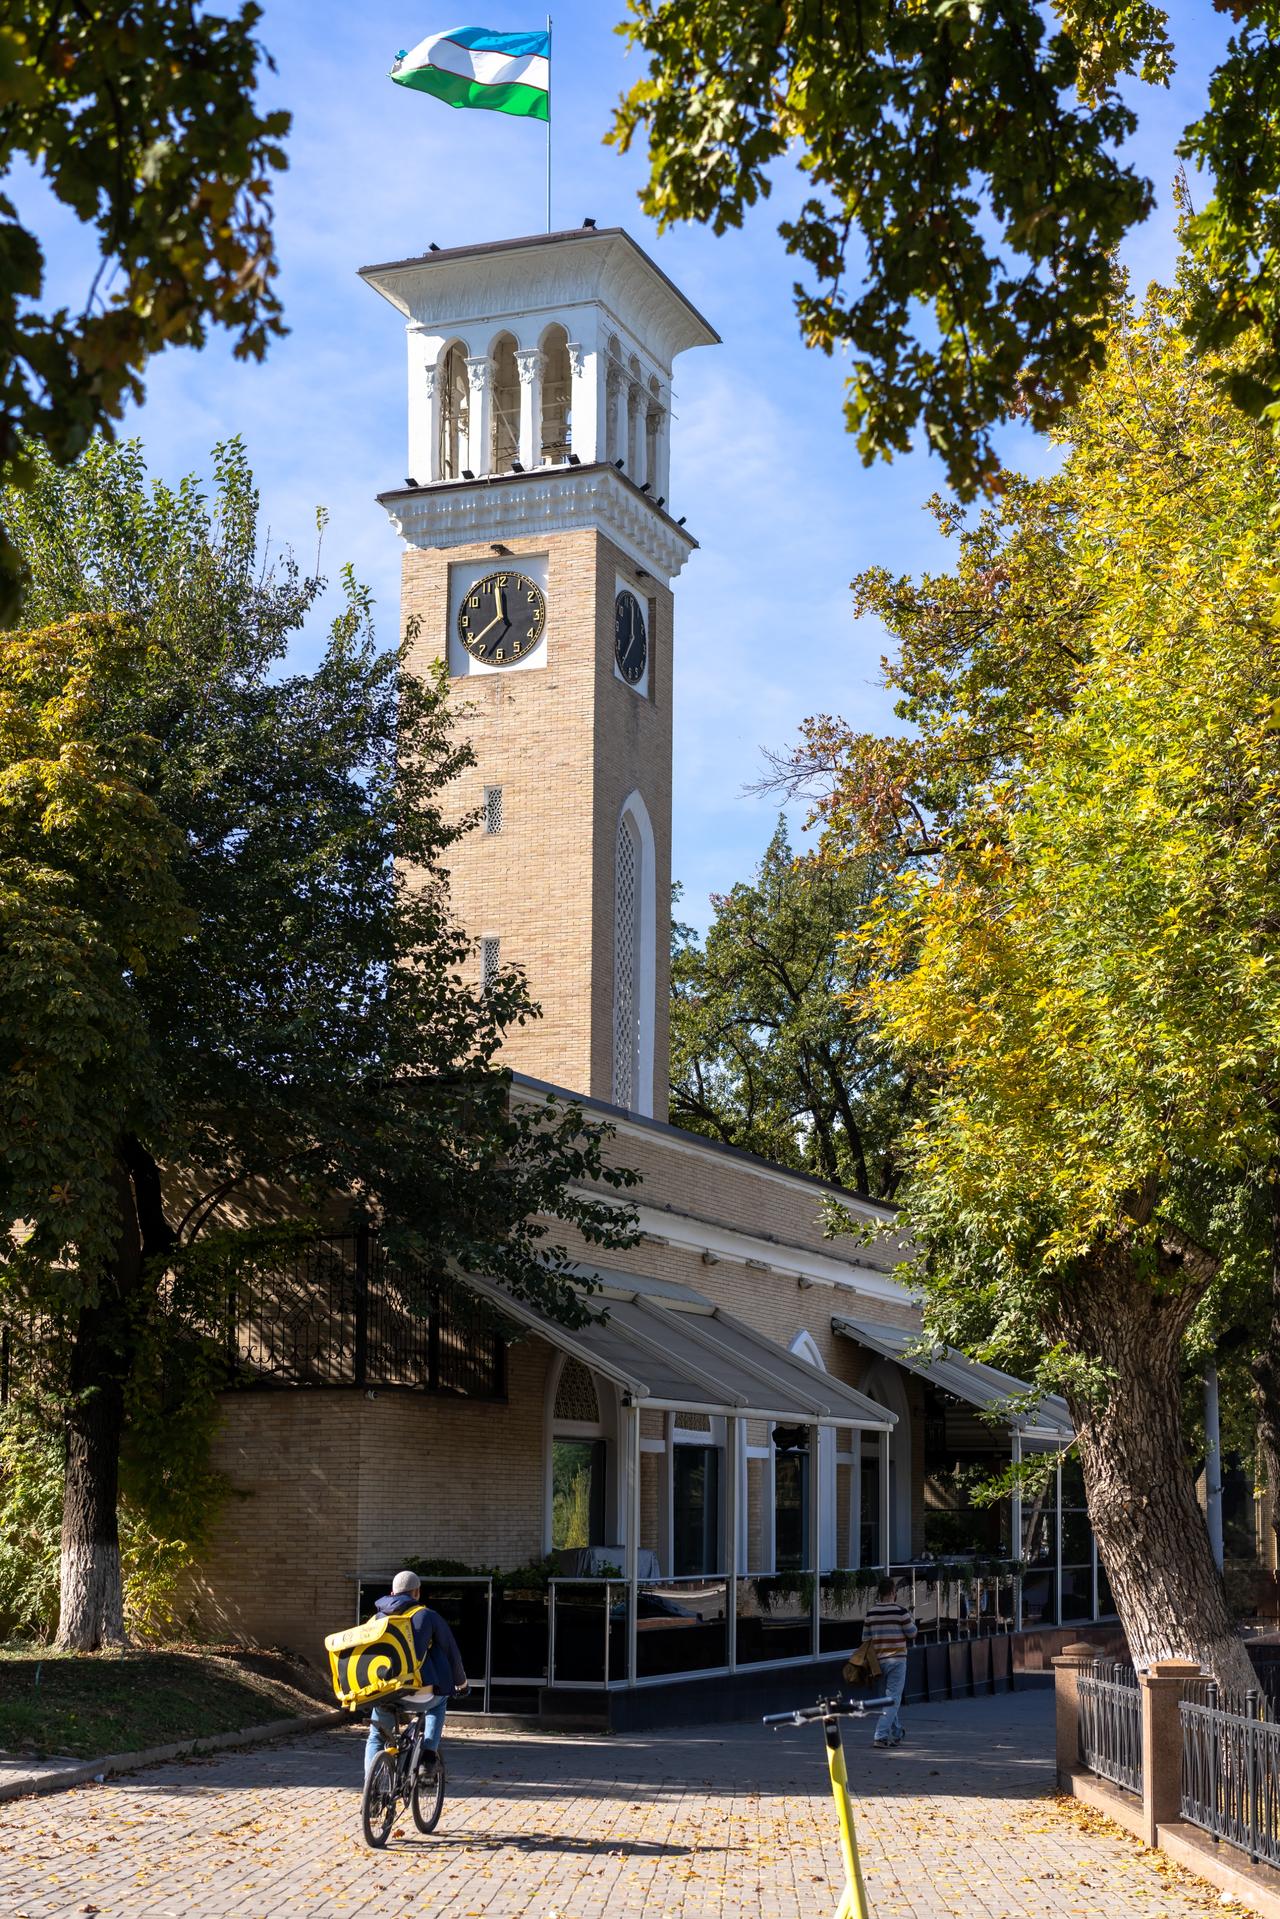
left=468, top=608, right=505, bottom=648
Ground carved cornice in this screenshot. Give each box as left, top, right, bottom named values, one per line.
left=360, top=230, right=719, bottom=371
left=380, top=465, right=697, bottom=581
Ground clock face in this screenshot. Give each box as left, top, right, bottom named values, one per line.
left=614, top=590, right=648, bottom=686
left=457, top=570, right=547, bottom=667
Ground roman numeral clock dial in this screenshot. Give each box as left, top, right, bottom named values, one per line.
left=458, top=570, right=547, bottom=666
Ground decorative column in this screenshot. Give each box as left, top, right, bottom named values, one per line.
left=628, top=381, right=646, bottom=485
left=605, top=364, right=623, bottom=465
left=465, top=354, right=492, bottom=476
left=809, top=1422, right=823, bottom=1658
left=624, top=1399, right=640, bottom=1687
left=566, top=341, right=591, bottom=462
left=1011, top=1428, right=1024, bottom=1630
left=406, top=325, right=440, bottom=484
left=1140, top=1661, right=1201, bottom=1846
left=727, top=1414, right=741, bottom=1670
left=850, top=1429, right=862, bottom=1569
left=1051, top=1642, right=1100, bottom=1790
left=879, top=1430, right=891, bottom=1573
left=515, top=347, right=544, bottom=469
left=648, top=400, right=669, bottom=502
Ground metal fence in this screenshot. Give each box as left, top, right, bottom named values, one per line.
left=1078, top=1661, right=1143, bottom=1796
left=1181, top=1686, right=1280, bottom=1869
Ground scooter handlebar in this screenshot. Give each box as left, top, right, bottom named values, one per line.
left=762, top=1694, right=893, bottom=1725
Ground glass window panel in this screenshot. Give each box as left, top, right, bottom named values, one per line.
left=552, top=1438, right=604, bottom=1550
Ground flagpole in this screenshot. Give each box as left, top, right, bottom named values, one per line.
left=546, top=14, right=553, bottom=232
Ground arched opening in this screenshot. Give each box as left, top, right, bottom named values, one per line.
left=539, top=323, right=572, bottom=464
left=490, top=331, right=519, bottom=474
left=612, top=791, right=657, bottom=1116
left=438, top=341, right=470, bottom=481
left=544, top=1351, right=622, bottom=1556
left=612, top=810, right=641, bottom=1111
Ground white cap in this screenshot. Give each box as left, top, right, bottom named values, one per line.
left=391, top=1569, right=421, bottom=1595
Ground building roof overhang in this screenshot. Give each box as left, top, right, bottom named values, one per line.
left=464, top=1267, right=897, bottom=1431
left=359, top=227, right=720, bottom=366
left=832, top=1314, right=1074, bottom=1442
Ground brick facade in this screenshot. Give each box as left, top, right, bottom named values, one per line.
left=401, top=529, right=673, bottom=1118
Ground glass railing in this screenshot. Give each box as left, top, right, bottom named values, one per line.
left=818, top=1571, right=876, bottom=1653
left=737, top=1570, right=815, bottom=1665
left=887, top=1564, right=1021, bottom=1638
left=634, top=1574, right=730, bottom=1679
left=547, top=1578, right=625, bottom=1688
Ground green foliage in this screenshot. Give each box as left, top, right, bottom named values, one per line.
left=612, top=2, right=1280, bottom=494
left=0, top=435, right=638, bottom=1642
left=774, top=265, right=1280, bottom=1677
left=670, top=824, right=911, bottom=1197
left=404, top=1554, right=560, bottom=1595
left=0, top=434, right=637, bottom=1321
left=0, top=4, right=289, bottom=616
left=552, top=1458, right=592, bottom=1552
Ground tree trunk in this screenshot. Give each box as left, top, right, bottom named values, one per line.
left=1057, top=1254, right=1257, bottom=1697
left=55, top=1139, right=174, bottom=1651
left=1251, top=1158, right=1280, bottom=1570
left=55, top=1297, right=128, bottom=1649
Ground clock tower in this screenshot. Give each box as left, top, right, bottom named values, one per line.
left=361, top=230, right=718, bottom=1118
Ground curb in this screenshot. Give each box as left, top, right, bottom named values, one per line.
left=0, top=1707, right=345, bottom=1804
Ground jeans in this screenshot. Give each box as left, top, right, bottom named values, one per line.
left=364, top=1695, right=449, bottom=1780
left=875, top=1656, right=907, bottom=1742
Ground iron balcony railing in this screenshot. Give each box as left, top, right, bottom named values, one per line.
left=1078, top=1661, right=1143, bottom=1796
left=1181, top=1685, right=1280, bottom=1869
left=1, top=1230, right=507, bottom=1403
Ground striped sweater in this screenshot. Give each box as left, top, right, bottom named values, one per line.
left=863, top=1601, right=917, bottom=1659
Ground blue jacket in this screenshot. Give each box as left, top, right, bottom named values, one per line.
left=374, top=1593, right=467, bottom=1696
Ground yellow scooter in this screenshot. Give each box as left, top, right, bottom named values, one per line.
left=762, top=1694, right=892, bottom=1919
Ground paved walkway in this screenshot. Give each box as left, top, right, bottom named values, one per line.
left=0, top=1689, right=1247, bottom=1917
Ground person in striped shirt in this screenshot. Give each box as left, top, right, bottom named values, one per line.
left=863, top=1577, right=917, bottom=1748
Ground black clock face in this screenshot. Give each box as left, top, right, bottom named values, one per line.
left=614, top=590, right=648, bottom=686
left=457, top=570, right=547, bottom=667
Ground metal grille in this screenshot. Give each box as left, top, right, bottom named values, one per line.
left=0, top=1235, right=507, bottom=1402
left=482, top=936, right=501, bottom=991
left=484, top=785, right=503, bottom=835
left=554, top=1357, right=600, bottom=1423
left=1078, top=1662, right=1143, bottom=1796
left=612, top=813, right=639, bottom=1107
left=1182, top=1687, right=1280, bottom=1868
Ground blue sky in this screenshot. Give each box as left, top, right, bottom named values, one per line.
left=40, top=2, right=1227, bottom=932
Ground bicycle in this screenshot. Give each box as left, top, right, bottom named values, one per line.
left=360, top=1695, right=447, bottom=1848
left=763, top=1693, right=892, bottom=1919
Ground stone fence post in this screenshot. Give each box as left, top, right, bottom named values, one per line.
left=1051, top=1641, right=1100, bottom=1789
left=1139, top=1660, right=1201, bottom=1847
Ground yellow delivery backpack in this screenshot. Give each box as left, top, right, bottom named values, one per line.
left=325, top=1606, right=428, bottom=1711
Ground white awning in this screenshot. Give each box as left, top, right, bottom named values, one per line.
left=465, top=1270, right=896, bottom=1430
left=832, top=1314, right=1073, bottom=1441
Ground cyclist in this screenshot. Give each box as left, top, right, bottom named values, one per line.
left=364, top=1569, right=469, bottom=1781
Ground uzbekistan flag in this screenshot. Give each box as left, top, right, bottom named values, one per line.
left=391, top=26, right=550, bottom=121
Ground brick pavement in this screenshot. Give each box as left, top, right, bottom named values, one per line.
left=0, top=1688, right=1249, bottom=1917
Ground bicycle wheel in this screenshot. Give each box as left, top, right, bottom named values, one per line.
left=361, top=1752, right=399, bottom=1849
left=411, top=1751, right=447, bottom=1834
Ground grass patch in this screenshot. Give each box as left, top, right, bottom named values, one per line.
left=0, top=1646, right=329, bottom=1760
